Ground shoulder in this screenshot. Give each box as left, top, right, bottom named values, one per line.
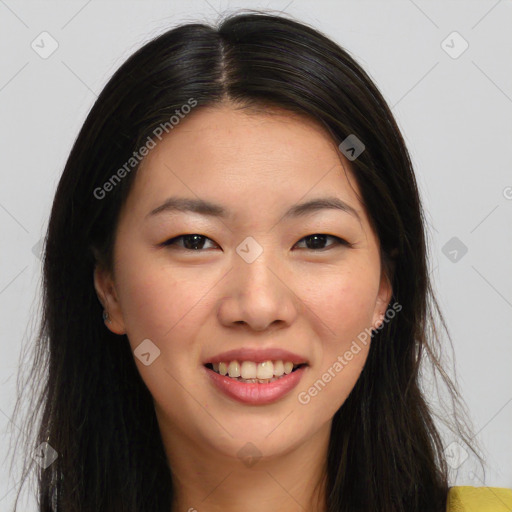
left=447, top=486, right=512, bottom=511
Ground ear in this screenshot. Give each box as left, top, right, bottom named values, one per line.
left=371, top=267, right=393, bottom=330
left=93, top=264, right=127, bottom=335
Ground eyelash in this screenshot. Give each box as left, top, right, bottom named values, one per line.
left=161, top=233, right=351, bottom=252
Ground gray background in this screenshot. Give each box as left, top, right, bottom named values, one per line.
left=1, top=0, right=511, bottom=508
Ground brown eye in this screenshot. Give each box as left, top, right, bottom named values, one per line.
left=294, top=234, right=349, bottom=251
left=162, top=234, right=219, bottom=251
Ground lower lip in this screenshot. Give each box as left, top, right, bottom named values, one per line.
left=204, top=365, right=307, bottom=405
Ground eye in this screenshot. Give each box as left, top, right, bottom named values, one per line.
left=161, top=233, right=351, bottom=252
left=294, top=234, right=350, bottom=251
left=161, top=234, right=219, bottom=251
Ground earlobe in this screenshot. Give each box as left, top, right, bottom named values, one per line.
left=372, top=270, right=393, bottom=330
left=93, top=265, right=126, bottom=335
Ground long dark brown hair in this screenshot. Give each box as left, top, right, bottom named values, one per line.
left=9, top=9, right=482, bottom=512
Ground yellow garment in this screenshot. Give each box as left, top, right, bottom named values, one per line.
left=447, top=486, right=512, bottom=511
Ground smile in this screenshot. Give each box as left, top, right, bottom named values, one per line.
left=203, top=360, right=308, bottom=405
left=205, top=360, right=306, bottom=384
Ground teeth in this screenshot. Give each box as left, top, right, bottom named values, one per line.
left=228, top=361, right=241, bottom=378
left=273, top=360, right=284, bottom=376
left=256, top=361, right=274, bottom=379
left=218, top=362, right=228, bottom=376
left=209, top=359, right=302, bottom=380
left=241, top=361, right=257, bottom=379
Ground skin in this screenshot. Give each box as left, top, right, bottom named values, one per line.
left=94, top=102, right=392, bottom=512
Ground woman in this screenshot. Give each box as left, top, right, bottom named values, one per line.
left=10, top=10, right=512, bottom=512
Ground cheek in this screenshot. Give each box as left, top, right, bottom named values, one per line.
left=118, top=275, right=172, bottom=338
left=302, top=262, right=380, bottom=343
left=114, top=261, right=208, bottom=409
left=114, top=253, right=200, bottom=353
left=296, top=263, right=380, bottom=412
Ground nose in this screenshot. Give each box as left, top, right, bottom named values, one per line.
left=217, top=247, right=300, bottom=332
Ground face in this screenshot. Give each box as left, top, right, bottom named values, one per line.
left=94, top=103, right=392, bottom=463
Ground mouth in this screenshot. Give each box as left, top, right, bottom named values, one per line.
left=202, top=348, right=310, bottom=404
left=204, top=360, right=308, bottom=384
left=203, top=359, right=309, bottom=405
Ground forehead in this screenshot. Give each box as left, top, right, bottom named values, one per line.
left=122, top=103, right=365, bottom=223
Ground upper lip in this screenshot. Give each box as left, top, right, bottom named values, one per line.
left=204, top=348, right=309, bottom=365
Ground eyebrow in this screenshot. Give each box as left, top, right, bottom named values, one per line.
left=146, top=195, right=360, bottom=222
